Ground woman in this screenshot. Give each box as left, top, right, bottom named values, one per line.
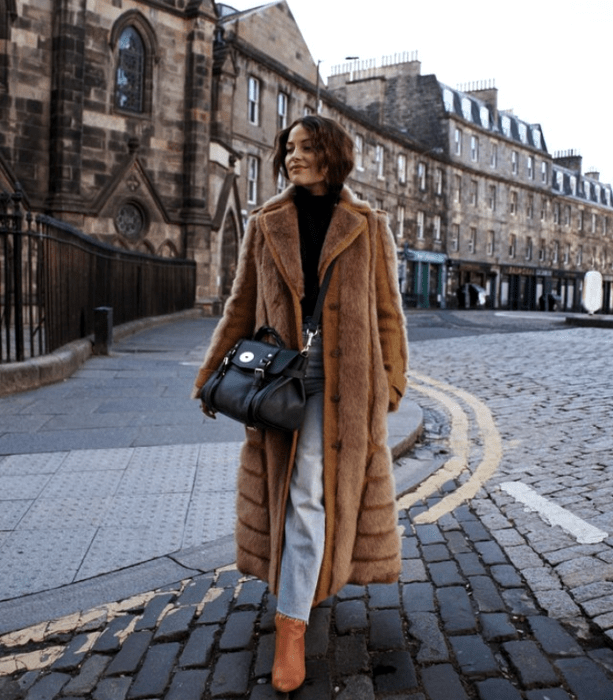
left=193, top=115, right=408, bottom=692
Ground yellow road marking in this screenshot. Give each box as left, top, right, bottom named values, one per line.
left=397, top=378, right=469, bottom=511
left=0, top=647, right=65, bottom=676
left=398, top=371, right=503, bottom=524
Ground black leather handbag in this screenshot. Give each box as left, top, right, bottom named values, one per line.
left=200, top=261, right=336, bottom=432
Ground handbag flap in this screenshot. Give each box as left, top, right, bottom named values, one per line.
left=228, top=339, right=302, bottom=375
left=228, top=339, right=280, bottom=370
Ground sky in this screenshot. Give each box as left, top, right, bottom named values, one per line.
left=221, top=0, right=613, bottom=184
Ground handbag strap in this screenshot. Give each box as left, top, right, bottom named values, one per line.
left=303, top=258, right=337, bottom=354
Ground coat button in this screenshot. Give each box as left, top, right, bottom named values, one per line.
left=331, top=394, right=341, bottom=403
left=328, top=302, right=339, bottom=310
left=332, top=441, right=342, bottom=450
left=331, top=348, right=341, bottom=358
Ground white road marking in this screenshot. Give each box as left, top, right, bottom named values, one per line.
left=500, top=481, right=609, bottom=544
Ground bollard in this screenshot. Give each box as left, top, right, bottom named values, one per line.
left=93, top=307, right=113, bottom=355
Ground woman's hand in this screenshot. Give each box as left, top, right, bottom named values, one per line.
left=200, top=401, right=217, bottom=419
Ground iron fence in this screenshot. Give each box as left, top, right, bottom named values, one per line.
left=0, top=189, right=196, bottom=363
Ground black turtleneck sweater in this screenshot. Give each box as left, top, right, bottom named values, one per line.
left=294, top=186, right=339, bottom=319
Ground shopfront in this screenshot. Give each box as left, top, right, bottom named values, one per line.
left=602, top=277, right=613, bottom=314
left=499, top=265, right=582, bottom=311
left=401, top=249, right=447, bottom=308
left=446, top=261, right=496, bottom=308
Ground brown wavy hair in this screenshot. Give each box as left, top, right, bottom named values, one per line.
left=273, top=115, right=354, bottom=189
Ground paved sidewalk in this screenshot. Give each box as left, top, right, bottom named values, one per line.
left=0, top=318, right=424, bottom=631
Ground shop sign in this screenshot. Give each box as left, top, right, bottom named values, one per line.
left=404, top=248, right=447, bottom=264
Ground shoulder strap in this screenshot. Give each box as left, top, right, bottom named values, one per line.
left=306, top=258, right=337, bottom=332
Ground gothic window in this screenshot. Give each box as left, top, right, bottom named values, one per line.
left=116, top=27, right=145, bottom=112
left=111, top=12, right=158, bottom=116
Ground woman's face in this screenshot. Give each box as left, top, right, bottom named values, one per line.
left=285, top=124, right=328, bottom=195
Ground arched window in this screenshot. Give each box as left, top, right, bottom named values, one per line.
left=116, top=27, right=145, bottom=113
left=110, top=12, right=158, bottom=116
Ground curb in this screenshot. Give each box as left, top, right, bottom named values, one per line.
left=0, top=308, right=203, bottom=397
left=0, top=413, right=426, bottom=635
left=565, top=315, right=613, bottom=329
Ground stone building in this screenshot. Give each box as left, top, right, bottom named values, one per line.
left=213, top=2, right=445, bottom=306
left=214, top=0, right=613, bottom=312
left=0, top=0, right=233, bottom=309
left=328, top=61, right=613, bottom=312
left=2, top=0, right=612, bottom=314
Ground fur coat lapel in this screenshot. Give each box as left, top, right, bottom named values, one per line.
left=258, top=186, right=368, bottom=298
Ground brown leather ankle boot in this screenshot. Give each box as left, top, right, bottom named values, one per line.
left=272, top=613, right=307, bottom=692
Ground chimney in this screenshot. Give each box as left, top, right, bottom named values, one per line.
left=462, top=80, right=498, bottom=122
left=553, top=150, right=582, bottom=173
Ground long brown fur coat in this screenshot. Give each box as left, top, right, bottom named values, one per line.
left=193, top=185, right=409, bottom=605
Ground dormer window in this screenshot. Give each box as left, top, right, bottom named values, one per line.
left=443, top=88, right=454, bottom=112
left=501, top=115, right=511, bottom=138
left=480, top=105, right=489, bottom=128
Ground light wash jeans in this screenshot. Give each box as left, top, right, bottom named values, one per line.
left=276, top=327, right=325, bottom=623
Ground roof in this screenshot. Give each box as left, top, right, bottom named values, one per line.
left=440, top=83, right=547, bottom=153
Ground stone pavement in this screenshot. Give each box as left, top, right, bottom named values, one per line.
left=409, top=324, right=613, bottom=644
left=2, top=485, right=613, bottom=699
left=0, top=318, right=422, bottom=620
left=1, top=318, right=613, bottom=698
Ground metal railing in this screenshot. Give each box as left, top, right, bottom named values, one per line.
left=0, top=189, right=196, bottom=363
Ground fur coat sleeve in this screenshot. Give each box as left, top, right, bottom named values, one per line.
left=190, top=217, right=259, bottom=399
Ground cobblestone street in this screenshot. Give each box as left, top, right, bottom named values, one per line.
left=1, top=317, right=613, bottom=699
left=410, top=324, right=613, bottom=643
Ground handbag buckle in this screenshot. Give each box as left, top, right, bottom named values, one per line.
left=254, top=356, right=272, bottom=384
